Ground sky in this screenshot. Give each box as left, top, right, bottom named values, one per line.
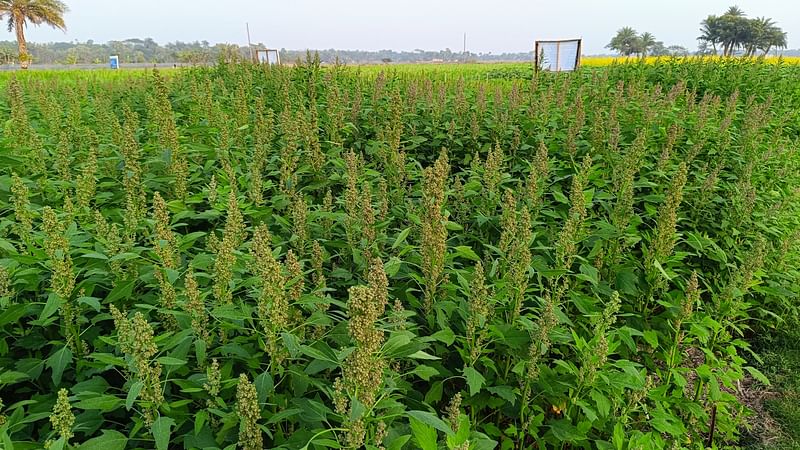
left=3, top=0, right=799, bottom=55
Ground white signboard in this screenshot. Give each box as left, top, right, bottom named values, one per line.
left=256, top=49, right=280, bottom=65
left=535, top=39, right=582, bottom=72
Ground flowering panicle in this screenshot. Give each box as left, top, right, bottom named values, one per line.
left=110, top=306, right=163, bottom=425
left=718, top=238, right=766, bottom=319
left=249, top=102, right=274, bottom=206
left=420, top=151, right=449, bottom=314
left=556, top=155, right=592, bottom=271
left=499, top=190, right=518, bottom=254
left=285, top=249, right=304, bottom=302
left=75, top=145, right=98, bottom=210
left=291, top=194, right=308, bottom=254
left=48, top=389, right=74, bottom=444
left=324, top=75, right=346, bottom=145
left=236, top=374, right=263, bottom=450
left=154, top=269, right=179, bottom=331
left=674, top=272, right=698, bottom=345
left=360, top=182, right=377, bottom=250
left=223, top=190, right=246, bottom=248
left=212, top=232, right=236, bottom=305
left=213, top=192, right=245, bottom=305
left=579, top=291, right=621, bottom=386
left=184, top=270, right=211, bottom=346
left=306, top=106, right=326, bottom=174
left=42, top=207, right=82, bottom=354
left=342, top=283, right=386, bottom=402
left=484, top=141, right=504, bottom=200
left=466, top=261, right=492, bottom=365
left=646, top=163, right=688, bottom=290
left=311, top=241, right=327, bottom=292
left=11, top=174, right=33, bottom=247
left=150, top=71, right=188, bottom=199
left=6, top=78, right=34, bottom=149
left=120, top=107, right=147, bottom=239
left=56, top=130, right=72, bottom=184
left=565, top=92, right=585, bottom=156
left=250, top=224, right=289, bottom=361
left=207, top=174, right=218, bottom=205
left=321, top=189, right=334, bottom=240
left=337, top=259, right=390, bottom=445
left=344, top=149, right=362, bottom=246
left=657, top=124, right=682, bottom=171
left=525, top=141, right=549, bottom=214
left=151, top=192, right=179, bottom=269
left=0, top=266, right=12, bottom=300
left=611, top=130, right=647, bottom=247
left=446, top=393, right=463, bottom=432
left=377, top=178, right=389, bottom=221
left=94, top=211, right=130, bottom=281
left=508, top=208, right=532, bottom=321
left=279, top=109, right=301, bottom=196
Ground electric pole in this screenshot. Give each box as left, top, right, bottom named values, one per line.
left=246, top=23, right=254, bottom=62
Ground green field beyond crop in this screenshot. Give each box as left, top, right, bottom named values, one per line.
left=1, top=57, right=800, bottom=449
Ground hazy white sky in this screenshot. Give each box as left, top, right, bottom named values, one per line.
left=4, top=0, right=799, bottom=54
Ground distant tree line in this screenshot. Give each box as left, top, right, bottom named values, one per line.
left=0, top=39, right=245, bottom=65
left=0, top=39, right=544, bottom=66
left=606, top=28, right=689, bottom=57
left=698, top=6, right=787, bottom=56
left=608, top=6, right=788, bottom=58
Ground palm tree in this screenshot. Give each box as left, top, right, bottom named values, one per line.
left=699, top=15, right=721, bottom=55
left=638, top=32, right=657, bottom=57
left=762, top=25, right=787, bottom=56
left=0, top=0, right=68, bottom=69
left=606, top=27, right=639, bottom=57
left=725, top=6, right=745, bottom=17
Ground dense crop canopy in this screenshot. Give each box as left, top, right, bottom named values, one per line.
left=0, top=57, right=799, bottom=449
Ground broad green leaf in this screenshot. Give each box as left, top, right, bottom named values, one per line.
left=407, top=410, right=453, bottom=436
left=156, top=357, right=187, bottom=366
left=78, top=430, right=128, bottom=450
left=410, top=365, right=439, bottom=381
left=392, top=228, right=411, bottom=249
left=431, top=328, right=456, bottom=345
left=453, top=245, right=480, bottom=261
left=408, top=350, right=440, bottom=360
left=151, top=416, right=175, bottom=450
left=126, top=381, right=143, bottom=410
left=46, top=346, right=72, bottom=386
left=40, top=293, right=62, bottom=321
left=255, top=371, right=274, bottom=404
left=74, top=395, right=123, bottom=412
left=463, top=366, right=486, bottom=397
left=48, top=436, right=66, bottom=450
left=643, top=330, right=659, bottom=349
left=745, top=366, right=770, bottom=386
left=409, top=416, right=438, bottom=450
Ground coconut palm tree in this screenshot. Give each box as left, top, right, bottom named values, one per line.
left=638, top=32, right=657, bottom=56
left=761, top=25, right=787, bottom=56
left=606, top=27, right=640, bottom=57
left=699, top=15, right=722, bottom=55
left=0, top=0, right=68, bottom=69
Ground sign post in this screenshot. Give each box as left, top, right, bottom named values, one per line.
left=534, top=39, right=582, bottom=72
left=109, top=55, right=120, bottom=70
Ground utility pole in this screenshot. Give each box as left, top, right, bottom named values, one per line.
left=463, top=32, right=467, bottom=61
left=246, top=22, right=254, bottom=62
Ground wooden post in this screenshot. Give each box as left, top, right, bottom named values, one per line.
left=555, top=41, right=561, bottom=71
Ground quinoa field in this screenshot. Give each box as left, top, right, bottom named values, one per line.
left=0, top=57, right=799, bottom=449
